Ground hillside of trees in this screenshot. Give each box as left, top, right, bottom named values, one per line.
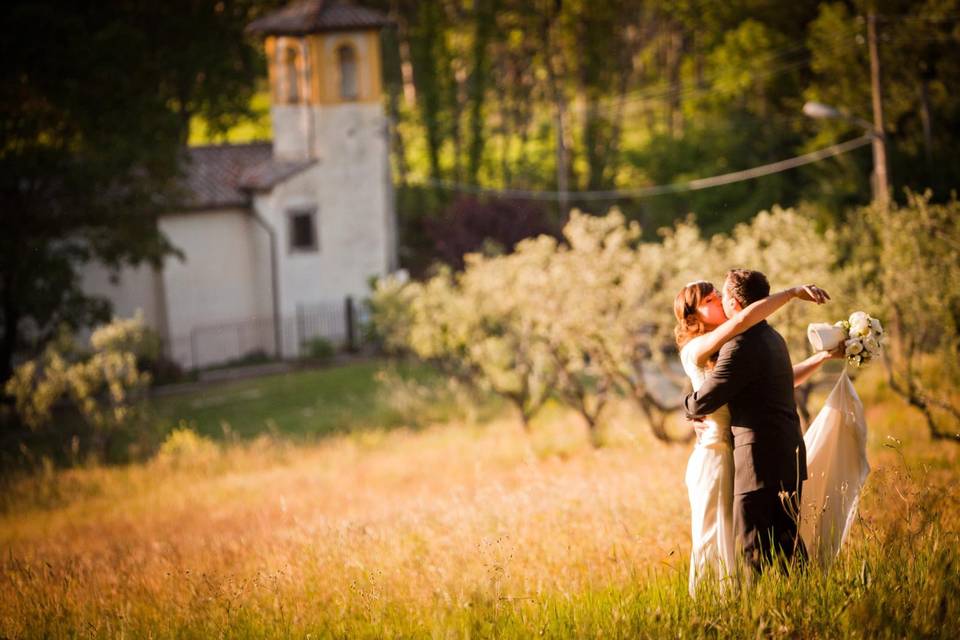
left=350, top=0, right=960, bottom=271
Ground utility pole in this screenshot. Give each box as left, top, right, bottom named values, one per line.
left=867, top=11, right=890, bottom=208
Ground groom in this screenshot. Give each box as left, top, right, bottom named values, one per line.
left=683, top=268, right=808, bottom=573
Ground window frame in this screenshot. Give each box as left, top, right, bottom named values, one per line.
left=336, top=43, right=359, bottom=101
left=286, top=207, right=319, bottom=253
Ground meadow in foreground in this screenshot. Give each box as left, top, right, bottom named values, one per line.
left=1, top=363, right=958, bottom=638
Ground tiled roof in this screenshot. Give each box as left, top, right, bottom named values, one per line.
left=238, top=156, right=317, bottom=192
left=180, top=143, right=316, bottom=209
left=247, top=0, right=390, bottom=36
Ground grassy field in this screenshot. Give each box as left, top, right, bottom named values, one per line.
left=1, top=361, right=958, bottom=638
left=150, top=360, right=484, bottom=440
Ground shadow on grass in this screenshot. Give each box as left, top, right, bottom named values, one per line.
left=0, top=358, right=503, bottom=476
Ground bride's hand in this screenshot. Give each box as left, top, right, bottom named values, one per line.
left=792, top=284, right=830, bottom=304
left=827, top=344, right=846, bottom=359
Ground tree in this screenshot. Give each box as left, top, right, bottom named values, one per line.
left=805, top=0, right=960, bottom=209
left=423, top=196, right=557, bottom=270
left=845, top=192, right=960, bottom=443
left=0, top=0, right=277, bottom=386
left=373, top=204, right=851, bottom=444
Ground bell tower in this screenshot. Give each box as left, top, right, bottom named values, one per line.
left=248, top=0, right=390, bottom=161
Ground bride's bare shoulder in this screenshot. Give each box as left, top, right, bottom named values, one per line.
left=679, top=334, right=706, bottom=363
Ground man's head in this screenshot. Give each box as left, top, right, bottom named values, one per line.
left=722, top=269, right=770, bottom=318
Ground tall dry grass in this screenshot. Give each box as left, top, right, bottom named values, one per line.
left=1, top=372, right=958, bottom=638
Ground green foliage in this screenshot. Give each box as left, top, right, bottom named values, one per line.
left=364, top=0, right=960, bottom=270
left=154, top=424, right=220, bottom=470
left=302, top=336, right=335, bottom=362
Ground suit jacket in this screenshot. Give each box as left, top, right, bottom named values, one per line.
left=683, top=320, right=807, bottom=495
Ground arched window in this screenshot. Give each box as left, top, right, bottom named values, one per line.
left=337, top=44, right=358, bottom=100
left=283, top=46, right=300, bottom=103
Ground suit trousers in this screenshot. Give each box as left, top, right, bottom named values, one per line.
left=733, top=484, right=807, bottom=574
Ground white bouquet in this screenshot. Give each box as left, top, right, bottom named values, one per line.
left=834, top=311, right=884, bottom=368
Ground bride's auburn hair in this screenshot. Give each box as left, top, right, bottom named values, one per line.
left=674, top=280, right=715, bottom=349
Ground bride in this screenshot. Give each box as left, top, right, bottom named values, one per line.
left=673, top=280, right=842, bottom=595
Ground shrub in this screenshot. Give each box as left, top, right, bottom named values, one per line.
left=424, top=196, right=558, bottom=270
left=4, top=314, right=153, bottom=458
left=303, top=336, right=336, bottom=361
left=153, top=424, right=220, bottom=470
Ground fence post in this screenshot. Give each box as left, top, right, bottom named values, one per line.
left=296, top=304, right=305, bottom=358
left=190, top=328, right=199, bottom=371
left=345, top=296, right=356, bottom=352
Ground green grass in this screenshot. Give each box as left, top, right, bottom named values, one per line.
left=152, top=359, right=497, bottom=441
left=0, top=359, right=494, bottom=473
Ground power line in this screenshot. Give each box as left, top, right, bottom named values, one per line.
left=413, top=134, right=873, bottom=201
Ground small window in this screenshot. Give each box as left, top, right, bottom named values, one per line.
left=288, top=209, right=318, bottom=252
left=282, top=45, right=300, bottom=103
left=338, top=44, right=358, bottom=100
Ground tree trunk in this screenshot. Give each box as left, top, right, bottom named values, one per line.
left=0, top=280, right=20, bottom=388
left=540, top=9, right=570, bottom=217
left=665, top=28, right=685, bottom=139
left=410, top=1, right=445, bottom=180
left=385, top=3, right=410, bottom=185
left=467, top=0, right=496, bottom=184
left=919, top=77, right=933, bottom=167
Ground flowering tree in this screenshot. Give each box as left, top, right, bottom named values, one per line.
left=372, top=205, right=852, bottom=444
left=5, top=312, right=154, bottom=457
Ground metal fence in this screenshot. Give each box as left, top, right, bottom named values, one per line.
left=166, top=297, right=362, bottom=370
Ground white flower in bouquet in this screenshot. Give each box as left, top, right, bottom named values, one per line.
left=849, top=311, right=868, bottom=325
left=836, top=311, right=884, bottom=368
left=845, top=339, right=864, bottom=356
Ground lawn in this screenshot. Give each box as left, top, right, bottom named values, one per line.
left=151, top=360, right=463, bottom=440
left=1, top=361, right=958, bottom=638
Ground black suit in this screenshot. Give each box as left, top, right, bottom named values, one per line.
left=683, top=320, right=807, bottom=572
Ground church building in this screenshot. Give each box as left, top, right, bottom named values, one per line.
left=81, top=0, right=397, bottom=369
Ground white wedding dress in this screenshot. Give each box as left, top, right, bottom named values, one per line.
left=681, top=337, right=870, bottom=595
left=681, top=335, right=737, bottom=596
left=799, top=370, right=871, bottom=567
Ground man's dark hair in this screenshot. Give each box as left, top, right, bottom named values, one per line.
left=725, top=269, right=770, bottom=306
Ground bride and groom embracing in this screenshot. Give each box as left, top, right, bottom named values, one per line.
left=674, top=268, right=869, bottom=596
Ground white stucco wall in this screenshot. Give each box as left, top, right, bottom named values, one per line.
left=251, top=104, right=393, bottom=357
left=272, top=104, right=314, bottom=161
left=79, top=260, right=165, bottom=333
left=159, top=209, right=272, bottom=368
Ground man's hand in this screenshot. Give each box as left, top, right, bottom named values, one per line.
left=793, top=284, right=831, bottom=304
